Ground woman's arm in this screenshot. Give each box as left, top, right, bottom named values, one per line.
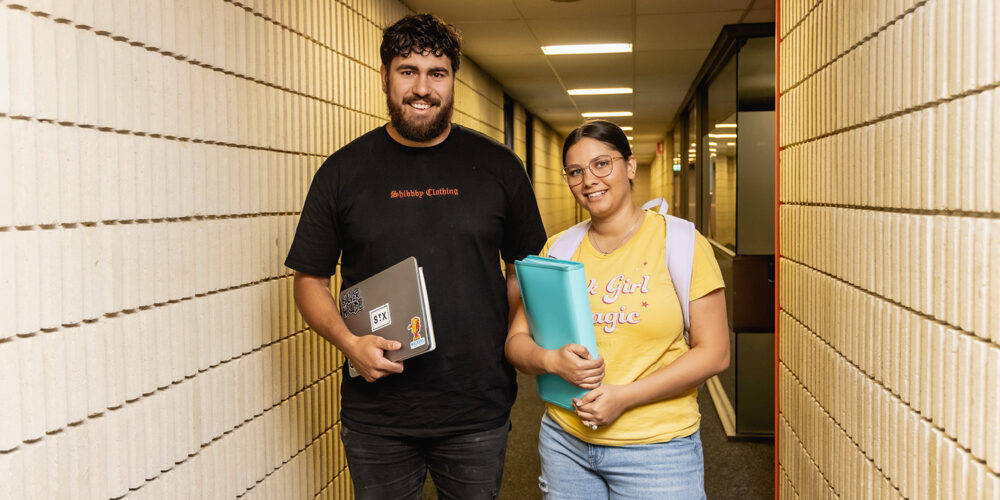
left=504, top=299, right=605, bottom=389
left=573, top=288, right=730, bottom=427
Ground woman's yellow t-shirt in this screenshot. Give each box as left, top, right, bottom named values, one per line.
left=540, top=210, right=725, bottom=446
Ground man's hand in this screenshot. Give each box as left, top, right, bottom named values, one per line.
left=545, top=344, right=604, bottom=389
left=345, top=335, right=404, bottom=382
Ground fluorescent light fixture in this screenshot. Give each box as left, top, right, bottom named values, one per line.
left=708, top=142, right=717, bottom=146
left=625, top=136, right=634, bottom=140
left=708, top=133, right=737, bottom=139
left=619, top=126, right=633, bottom=131
left=582, top=111, right=632, bottom=118
left=715, top=123, right=737, bottom=128
left=727, top=142, right=736, bottom=146
left=568, top=87, right=633, bottom=96
left=542, top=43, right=633, bottom=55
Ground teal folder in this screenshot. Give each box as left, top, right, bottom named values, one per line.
left=514, top=255, right=599, bottom=410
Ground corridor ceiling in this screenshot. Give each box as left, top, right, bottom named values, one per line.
left=399, top=0, right=775, bottom=166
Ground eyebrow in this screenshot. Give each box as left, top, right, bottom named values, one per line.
left=395, top=63, right=450, bottom=74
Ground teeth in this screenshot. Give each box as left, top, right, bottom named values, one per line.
left=411, top=102, right=430, bottom=110
left=587, top=191, right=606, bottom=199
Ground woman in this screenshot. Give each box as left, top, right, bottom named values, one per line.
left=505, top=121, right=730, bottom=499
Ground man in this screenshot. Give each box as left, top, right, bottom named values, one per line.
left=284, top=13, right=546, bottom=500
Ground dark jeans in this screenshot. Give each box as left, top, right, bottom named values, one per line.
left=340, top=420, right=510, bottom=500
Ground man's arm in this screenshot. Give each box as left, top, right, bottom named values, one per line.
left=505, top=263, right=521, bottom=324
left=292, top=271, right=403, bottom=382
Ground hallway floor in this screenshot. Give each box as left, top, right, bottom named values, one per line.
left=423, top=373, right=774, bottom=499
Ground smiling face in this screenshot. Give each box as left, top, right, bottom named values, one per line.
left=564, top=137, right=637, bottom=219
left=382, top=50, right=455, bottom=147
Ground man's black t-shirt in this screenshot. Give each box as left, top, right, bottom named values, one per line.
left=285, top=124, right=546, bottom=437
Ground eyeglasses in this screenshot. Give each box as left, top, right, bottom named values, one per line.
left=561, top=155, right=623, bottom=186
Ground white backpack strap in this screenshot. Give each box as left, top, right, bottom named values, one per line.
left=663, top=213, right=696, bottom=344
left=641, top=197, right=670, bottom=215
left=546, top=220, right=591, bottom=260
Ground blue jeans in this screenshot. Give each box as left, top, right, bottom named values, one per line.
left=340, top=421, right=509, bottom=500
left=538, top=414, right=706, bottom=499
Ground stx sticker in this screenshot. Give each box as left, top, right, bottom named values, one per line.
left=370, top=303, right=391, bottom=332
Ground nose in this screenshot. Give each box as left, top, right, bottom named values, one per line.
left=580, top=167, right=600, bottom=186
left=413, top=74, right=431, bottom=96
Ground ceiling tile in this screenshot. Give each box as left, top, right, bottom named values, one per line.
left=471, top=54, right=553, bottom=78
left=453, top=20, right=541, bottom=55
left=634, top=49, right=709, bottom=76
left=636, top=11, right=744, bottom=51
left=513, top=0, right=633, bottom=19
left=525, top=16, right=633, bottom=46
left=636, top=0, right=752, bottom=14
left=741, top=9, right=775, bottom=23
left=571, top=94, right=634, bottom=111
left=402, top=0, right=521, bottom=22
left=547, top=53, right=633, bottom=84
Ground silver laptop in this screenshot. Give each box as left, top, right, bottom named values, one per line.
left=339, top=257, right=435, bottom=376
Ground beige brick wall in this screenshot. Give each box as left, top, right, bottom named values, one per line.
left=512, top=102, right=527, bottom=164
left=531, top=120, right=579, bottom=236
left=778, top=0, right=1000, bottom=498
left=0, top=0, right=514, bottom=498
left=647, top=136, right=674, bottom=209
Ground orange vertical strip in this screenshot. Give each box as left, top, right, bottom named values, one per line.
left=773, top=1, right=782, bottom=498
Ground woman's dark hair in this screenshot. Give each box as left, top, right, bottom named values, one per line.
left=381, top=14, right=462, bottom=72
left=561, top=120, right=632, bottom=166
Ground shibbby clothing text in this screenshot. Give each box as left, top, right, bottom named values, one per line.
left=390, top=187, right=460, bottom=199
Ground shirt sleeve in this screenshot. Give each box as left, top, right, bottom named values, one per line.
left=689, top=232, right=725, bottom=301
left=500, top=161, right=547, bottom=263
left=284, top=163, right=341, bottom=277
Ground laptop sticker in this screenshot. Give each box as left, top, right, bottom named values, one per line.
left=341, top=289, right=364, bottom=318
left=370, top=303, right=391, bottom=332
left=408, top=316, right=425, bottom=348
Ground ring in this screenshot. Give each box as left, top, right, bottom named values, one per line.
left=590, top=424, right=598, bottom=430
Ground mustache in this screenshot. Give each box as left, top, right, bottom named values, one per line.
left=403, top=95, right=441, bottom=106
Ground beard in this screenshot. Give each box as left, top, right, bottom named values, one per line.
left=386, top=92, right=454, bottom=143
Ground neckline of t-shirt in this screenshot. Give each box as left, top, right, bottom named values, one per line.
left=380, top=123, right=459, bottom=152
left=584, top=210, right=652, bottom=260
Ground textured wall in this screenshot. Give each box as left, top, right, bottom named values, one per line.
left=778, top=0, right=999, bottom=498
left=712, top=154, right=736, bottom=248
left=531, top=120, right=579, bottom=236
left=0, top=0, right=513, bottom=498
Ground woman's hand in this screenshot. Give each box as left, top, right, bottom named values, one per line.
left=573, top=385, right=631, bottom=429
left=545, top=344, right=604, bottom=389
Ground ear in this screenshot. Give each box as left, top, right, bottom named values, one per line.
left=380, top=64, right=389, bottom=93
left=626, top=156, right=638, bottom=180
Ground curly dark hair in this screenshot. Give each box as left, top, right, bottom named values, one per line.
left=381, top=14, right=462, bottom=72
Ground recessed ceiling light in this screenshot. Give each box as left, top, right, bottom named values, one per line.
left=582, top=111, right=632, bottom=117
left=542, top=43, right=633, bottom=55
left=727, top=142, right=736, bottom=146
left=619, top=126, right=633, bottom=131
left=626, top=136, right=634, bottom=140
left=708, top=133, right=737, bottom=138
left=567, top=87, right=633, bottom=95
left=715, top=123, right=737, bottom=128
